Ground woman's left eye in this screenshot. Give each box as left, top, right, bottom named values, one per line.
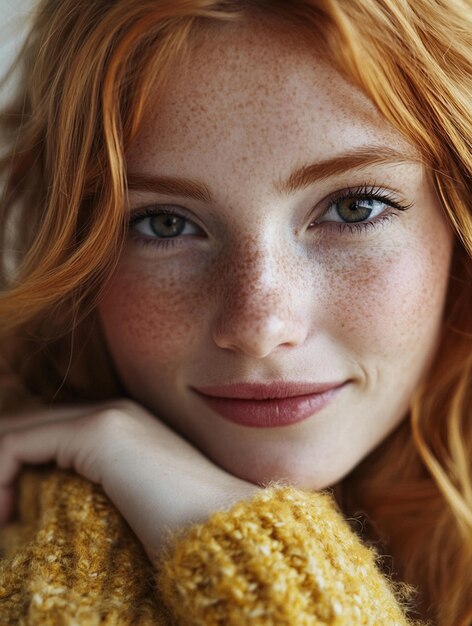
left=312, top=186, right=412, bottom=230
left=319, top=196, right=387, bottom=223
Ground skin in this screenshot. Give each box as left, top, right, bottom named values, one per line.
left=0, top=17, right=457, bottom=587
left=96, top=18, right=454, bottom=490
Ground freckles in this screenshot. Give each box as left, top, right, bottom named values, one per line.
left=100, top=263, right=208, bottom=361
left=324, top=252, right=390, bottom=338
left=322, top=239, right=449, bottom=357
left=212, top=235, right=304, bottom=331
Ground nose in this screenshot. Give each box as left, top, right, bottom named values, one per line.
left=212, top=244, right=308, bottom=358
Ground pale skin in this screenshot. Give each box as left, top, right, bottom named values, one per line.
left=0, top=19, right=453, bottom=564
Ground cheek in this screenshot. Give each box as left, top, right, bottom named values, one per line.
left=97, top=263, right=208, bottom=370
left=322, top=227, right=452, bottom=363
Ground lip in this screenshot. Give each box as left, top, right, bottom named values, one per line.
left=192, top=381, right=347, bottom=428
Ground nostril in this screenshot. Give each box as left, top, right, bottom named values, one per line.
left=212, top=310, right=307, bottom=359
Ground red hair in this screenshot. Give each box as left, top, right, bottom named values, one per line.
left=1, top=1, right=471, bottom=623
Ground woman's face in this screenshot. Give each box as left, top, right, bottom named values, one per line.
left=97, top=19, right=453, bottom=489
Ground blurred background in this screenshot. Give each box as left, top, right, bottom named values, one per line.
left=0, top=0, right=34, bottom=104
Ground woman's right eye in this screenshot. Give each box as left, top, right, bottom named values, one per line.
left=130, top=210, right=202, bottom=241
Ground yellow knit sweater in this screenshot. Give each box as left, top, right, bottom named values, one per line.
left=0, top=467, right=416, bottom=625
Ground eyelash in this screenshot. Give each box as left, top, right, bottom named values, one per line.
left=128, top=183, right=413, bottom=249
left=314, top=183, right=413, bottom=234
left=128, top=206, right=196, bottom=249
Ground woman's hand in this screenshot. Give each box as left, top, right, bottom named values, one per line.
left=0, top=399, right=261, bottom=563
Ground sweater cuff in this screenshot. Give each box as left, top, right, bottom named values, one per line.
left=155, top=485, right=414, bottom=625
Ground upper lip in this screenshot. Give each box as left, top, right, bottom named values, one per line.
left=193, top=381, right=346, bottom=400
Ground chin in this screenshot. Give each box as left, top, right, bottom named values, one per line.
left=214, top=451, right=350, bottom=492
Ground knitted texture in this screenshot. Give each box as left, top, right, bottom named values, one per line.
left=157, top=486, right=414, bottom=625
left=0, top=468, right=169, bottom=625
left=0, top=468, right=416, bottom=625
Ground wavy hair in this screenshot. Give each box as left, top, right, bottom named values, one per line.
left=0, top=1, right=471, bottom=623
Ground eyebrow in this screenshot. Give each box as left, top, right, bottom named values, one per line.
left=126, top=145, right=418, bottom=202
left=277, top=145, right=418, bottom=194
left=126, top=173, right=213, bottom=203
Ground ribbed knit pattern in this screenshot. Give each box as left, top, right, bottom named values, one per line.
left=0, top=468, right=416, bottom=625
left=0, top=468, right=168, bottom=625
left=158, top=487, right=413, bottom=625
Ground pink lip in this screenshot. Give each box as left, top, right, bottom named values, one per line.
left=192, top=381, right=346, bottom=428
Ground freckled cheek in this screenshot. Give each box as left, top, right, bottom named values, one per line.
left=321, top=241, right=450, bottom=355
left=97, top=264, right=209, bottom=365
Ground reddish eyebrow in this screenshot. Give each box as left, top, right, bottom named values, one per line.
left=126, top=174, right=212, bottom=203
left=276, top=145, right=418, bottom=194
left=126, top=145, right=418, bottom=202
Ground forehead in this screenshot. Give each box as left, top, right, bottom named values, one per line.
left=127, top=17, right=413, bottom=188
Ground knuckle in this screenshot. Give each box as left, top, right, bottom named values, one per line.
left=90, top=407, right=132, bottom=438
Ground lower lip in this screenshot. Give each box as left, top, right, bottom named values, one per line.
left=194, top=386, right=344, bottom=428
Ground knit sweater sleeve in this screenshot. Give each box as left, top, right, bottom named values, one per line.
left=0, top=468, right=171, bottom=626
left=156, top=485, right=416, bottom=626
left=0, top=469, right=417, bottom=626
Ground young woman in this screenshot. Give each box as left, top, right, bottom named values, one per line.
left=0, top=0, right=470, bottom=624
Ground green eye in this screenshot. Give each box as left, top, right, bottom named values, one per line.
left=334, top=198, right=375, bottom=223
left=316, top=192, right=394, bottom=226
left=150, top=214, right=186, bottom=238
left=130, top=209, right=201, bottom=242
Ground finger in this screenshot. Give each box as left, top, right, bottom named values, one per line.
left=0, top=418, right=101, bottom=523
left=0, top=425, right=62, bottom=489
left=0, top=426, right=58, bottom=524
left=0, top=404, right=155, bottom=499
